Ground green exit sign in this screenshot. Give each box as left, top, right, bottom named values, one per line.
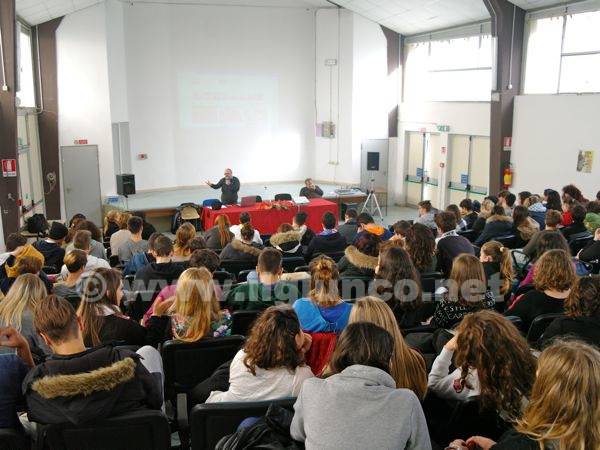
left=437, top=125, right=450, bottom=132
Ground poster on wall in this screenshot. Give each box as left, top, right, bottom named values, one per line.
left=576, top=150, right=594, bottom=173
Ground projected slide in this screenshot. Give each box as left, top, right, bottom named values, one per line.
left=178, top=73, right=277, bottom=130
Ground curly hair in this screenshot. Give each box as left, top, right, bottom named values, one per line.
left=533, top=249, right=576, bottom=292
left=375, top=246, right=423, bottom=312
left=243, top=306, right=305, bottom=375
left=455, top=310, right=536, bottom=419
left=565, top=275, right=600, bottom=318
left=562, top=184, right=586, bottom=203
left=534, top=231, right=570, bottom=261
left=404, top=223, right=435, bottom=273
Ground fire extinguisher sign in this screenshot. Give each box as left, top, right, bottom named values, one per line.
left=2, top=159, right=17, bottom=177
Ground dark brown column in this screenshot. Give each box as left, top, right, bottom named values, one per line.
left=483, top=0, right=525, bottom=195
left=0, top=0, right=19, bottom=241
left=381, top=26, right=400, bottom=138
left=32, top=17, right=62, bottom=219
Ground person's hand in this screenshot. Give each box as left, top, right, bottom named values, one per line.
left=466, top=436, right=497, bottom=450
left=446, top=439, right=468, bottom=450
left=0, top=327, right=28, bottom=350
left=205, top=180, right=211, bottom=186
left=444, top=334, right=458, bottom=351
left=299, top=332, right=312, bottom=355
left=595, top=228, right=600, bottom=241
left=153, top=298, right=174, bottom=317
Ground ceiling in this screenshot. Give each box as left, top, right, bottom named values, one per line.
left=16, top=0, right=576, bottom=33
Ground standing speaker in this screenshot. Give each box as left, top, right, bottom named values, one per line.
left=116, top=174, right=136, bottom=196
left=367, top=152, right=380, bottom=171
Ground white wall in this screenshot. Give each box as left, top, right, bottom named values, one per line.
left=123, top=3, right=317, bottom=191
left=56, top=3, right=116, bottom=196
left=512, top=94, right=600, bottom=199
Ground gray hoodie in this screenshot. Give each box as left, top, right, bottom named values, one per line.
left=290, top=364, right=431, bottom=450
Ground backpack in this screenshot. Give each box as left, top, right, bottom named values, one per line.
left=170, top=203, right=203, bottom=234
left=26, top=214, right=49, bottom=235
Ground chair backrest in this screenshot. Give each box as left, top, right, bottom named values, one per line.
left=495, top=234, right=516, bottom=249
left=527, top=313, right=566, bottom=343
left=457, top=229, right=476, bottom=242
left=236, top=270, right=252, bottom=283
left=420, top=272, right=444, bottom=300
left=109, top=254, right=120, bottom=268
left=124, top=290, right=158, bottom=322
left=219, top=260, right=258, bottom=279
left=190, top=398, right=296, bottom=450
left=338, top=277, right=372, bottom=300
left=281, top=256, right=307, bottom=273
left=37, top=410, right=170, bottom=450
left=212, top=270, right=234, bottom=284
left=274, top=193, right=292, bottom=201
left=511, top=250, right=531, bottom=279
left=569, top=233, right=593, bottom=256
left=231, top=310, right=262, bottom=336
left=314, top=251, right=345, bottom=262
left=305, top=332, right=337, bottom=376
left=294, top=265, right=309, bottom=273
left=162, top=336, right=245, bottom=401
left=255, top=195, right=262, bottom=203
left=504, top=315, right=524, bottom=331
left=0, top=428, right=29, bottom=450
left=202, top=199, right=220, bottom=208
left=43, top=265, right=59, bottom=275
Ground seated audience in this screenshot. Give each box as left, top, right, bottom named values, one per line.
left=103, top=210, right=120, bottom=240
left=220, top=224, right=264, bottom=261
left=53, top=250, right=87, bottom=298
left=293, top=256, right=352, bottom=333
left=0, top=327, right=34, bottom=429
left=350, top=297, right=427, bottom=400
left=0, top=274, right=49, bottom=356
left=578, top=227, right=600, bottom=263
left=497, top=190, right=516, bottom=216
left=64, top=213, right=86, bottom=246
left=522, top=209, right=562, bottom=258
left=415, top=200, right=437, bottom=230
left=435, top=212, right=475, bottom=276
left=24, top=295, right=162, bottom=425
left=134, top=235, right=184, bottom=291
left=293, top=212, right=316, bottom=247
left=561, top=204, right=589, bottom=241
left=479, top=241, right=513, bottom=301
left=354, top=212, right=393, bottom=242
left=459, top=198, right=478, bottom=229
left=134, top=211, right=157, bottom=241
left=539, top=275, right=600, bottom=348
left=449, top=340, right=600, bottom=450
left=520, top=231, right=571, bottom=287
left=147, top=267, right=231, bottom=342
left=79, top=268, right=156, bottom=347
left=172, top=222, right=198, bottom=261
left=525, top=195, right=547, bottom=230
left=446, top=204, right=467, bottom=231
left=0, top=234, right=49, bottom=294
left=404, top=223, right=437, bottom=273
left=123, top=232, right=160, bottom=276
left=506, top=249, right=575, bottom=331
left=299, top=178, right=323, bottom=199
left=206, top=306, right=313, bottom=403
left=304, top=212, right=347, bottom=261
left=375, top=246, right=424, bottom=329
left=291, top=322, right=431, bottom=450
left=512, top=205, right=540, bottom=248
left=109, top=212, right=132, bottom=256
left=429, top=311, right=535, bottom=421
left=544, top=188, right=562, bottom=212
left=65, top=220, right=106, bottom=260
left=32, top=221, right=68, bottom=271
left=561, top=197, right=576, bottom=226
left=472, top=199, right=494, bottom=239
left=337, top=232, right=380, bottom=278
left=431, top=254, right=495, bottom=329
left=474, top=205, right=513, bottom=246
left=485, top=195, right=499, bottom=205
left=117, top=216, right=149, bottom=263
left=562, top=183, right=588, bottom=205
left=585, top=200, right=600, bottom=233
left=337, top=209, right=358, bottom=244
left=226, top=248, right=299, bottom=311
left=269, top=223, right=302, bottom=257
left=230, top=212, right=263, bottom=245
left=60, top=230, right=110, bottom=279
left=390, top=220, right=411, bottom=242
left=518, top=191, right=531, bottom=206
left=204, top=214, right=234, bottom=250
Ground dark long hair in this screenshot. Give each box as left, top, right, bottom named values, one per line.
left=545, top=190, right=562, bottom=211
left=512, top=205, right=530, bottom=228
left=355, top=232, right=381, bottom=257
left=534, top=231, right=570, bottom=261
left=404, top=223, right=435, bottom=272
left=376, top=246, right=423, bottom=312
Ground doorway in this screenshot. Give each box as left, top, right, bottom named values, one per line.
left=404, top=131, right=441, bottom=208
left=447, top=135, right=490, bottom=205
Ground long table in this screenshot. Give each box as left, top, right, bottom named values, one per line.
left=200, top=198, right=339, bottom=234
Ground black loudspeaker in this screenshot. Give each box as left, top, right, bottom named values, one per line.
left=116, top=174, right=136, bottom=196
left=367, top=152, right=380, bottom=171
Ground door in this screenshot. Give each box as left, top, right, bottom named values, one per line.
left=405, top=132, right=424, bottom=206
left=447, top=135, right=490, bottom=206
left=360, top=139, right=389, bottom=191
left=469, top=136, right=490, bottom=203
left=422, top=133, right=441, bottom=208
left=61, top=145, right=102, bottom=227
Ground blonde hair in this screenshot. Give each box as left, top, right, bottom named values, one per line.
left=516, top=340, right=600, bottom=450
left=534, top=249, right=575, bottom=292
left=171, top=267, right=220, bottom=342
left=481, top=241, right=513, bottom=295
left=214, top=215, right=232, bottom=248
left=479, top=199, right=495, bottom=219
left=308, top=255, right=340, bottom=307
left=0, top=274, right=47, bottom=330
left=174, top=223, right=196, bottom=257
left=117, top=212, right=131, bottom=230
left=104, top=210, right=119, bottom=235
left=350, top=297, right=427, bottom=399
left=448, top=254, right=487, bottom=305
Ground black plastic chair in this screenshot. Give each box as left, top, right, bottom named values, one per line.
left=457, top=229, right=476, bottom=242
left=255, top=196, right=262, bottom=203
left=504, top=315, right=524, bottom=331
left=213, top=270, right=235, bottom=285
left=190, top=398, right=296, bottom=450
left=511, top=249, right=531, bottom=280
left=339, top=277, right=372, bottom=300
left=0, top=428, right=29, bottom=450
left=294, top=265, right=309, bottom=273
left=231, top=310, right=262, bottom=336
left=569, top=233, right=593, bottom=256
left=219, top=260, right=258, bottom=279
left=236, top=270, right=253, bottom=283
left=42, top=265, right=59, bottom=275
left=495, top=234, right=517, bottom=249
left=65, top=295, right=82, bottom=310
left=420, top=272, right=444, bottom=301
left=124, top=290, right=157, bottom=322
left=35, top=410, right=170, bottom=450
left=274, top=193, right=292, bottom=201
left=313, top=251, right=345, bottom=262
left=281, top=256, right=307, bottom=273
left=527, top=313, right=565, bottom=344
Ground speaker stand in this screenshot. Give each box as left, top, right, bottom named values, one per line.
left=361, top=178, right=383, bottom=220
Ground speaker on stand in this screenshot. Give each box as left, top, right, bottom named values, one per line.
left=116, top=174, right=136, bottom=210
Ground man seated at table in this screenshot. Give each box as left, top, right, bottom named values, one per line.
left=304, top=212, right=347, bottom=261
left=299, top=178, right=323, bottom=199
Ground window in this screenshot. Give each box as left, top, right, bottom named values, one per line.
left=17, top=24, right=36, bottom=108
left=524, top=8, right=600, bottom=94
left=404, top=30, right=493, bottom=102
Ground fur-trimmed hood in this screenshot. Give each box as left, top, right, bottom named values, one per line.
left=344, top=245, right=378, bottom=270
left=32, top=358, right=136, bottom=399
left=486, top=214, right=513, bottom=223
left=269, top=230, right=301, bottom=247
left=231, top=239, right=263, bottom=257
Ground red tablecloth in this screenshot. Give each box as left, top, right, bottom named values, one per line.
left=201, top=199, right=338, bottom=234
